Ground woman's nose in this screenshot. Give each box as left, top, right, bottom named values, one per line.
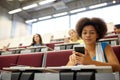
left=86, top=33, right=90, bottom=37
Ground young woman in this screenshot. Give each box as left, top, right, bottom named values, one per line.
left=67, top=17, right=120, bottom=72
left=114, top=24, right=120, bottom=34
left=30, top=33, right=43, bottom=46
left=64, top=29, right=84, bottom=44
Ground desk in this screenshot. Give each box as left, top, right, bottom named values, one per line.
left=55, top=43, right=80, bottom=50
left=99, top=38, right=118, bottom=45
left=99, top=38, right=118, bottom=42
left=3, top=65, right=112, bottom=72
left=0, top=46, right=53, bottom=55
left=2, top=66, right=113, bottom=80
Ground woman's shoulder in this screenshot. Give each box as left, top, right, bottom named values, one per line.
left=101, top=42, right=108, bottom=47
left=101, top=42, right=112, bottom=50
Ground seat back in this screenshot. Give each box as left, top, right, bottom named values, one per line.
left=104, top=35, right=118, bottom=38
left=112, top=45, right=120, bottom=63
left=17, top=52, right=44, bottom=67
left=46, top=50, right=73, bottom=67
left=45, top=42, right=64, bottom=50
left=0, top=55, right=19, bottom=70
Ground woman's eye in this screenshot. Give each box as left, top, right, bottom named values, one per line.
left=82, top=32, right=87, bottom=34
left=90, top=32, right=96, bottom=34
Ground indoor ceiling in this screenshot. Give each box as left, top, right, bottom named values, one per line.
left=0, top=0, right=120, bottom=21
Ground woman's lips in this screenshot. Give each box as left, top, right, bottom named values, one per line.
left=85, top=39, right=91, bottom=41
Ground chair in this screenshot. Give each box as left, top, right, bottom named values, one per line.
left=76, top=72, right=95, bottom=80
left=46, top=50, right=73, bottom=67
left=112, top=45, right=120, bottom=63
left=34, top=73, right=59, bottom=80
left=11, top=72, right=21, bottom=80
left=60, top=72, right=74, bottom=80
left=19, top=72, right=34, bottom=80
left=0, top=55, right=19, bottom=70
left=17, top=52, right=44, bottom=67
left=99, top=35, right=118, bottom=45
left=95, top=73, right=115, bottom=80
left=45, top=42, right=64, bottom=50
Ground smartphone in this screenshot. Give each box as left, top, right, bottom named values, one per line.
left=74, top=47, right=85, bottom=54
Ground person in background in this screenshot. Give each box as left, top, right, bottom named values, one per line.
left=64, top=35, right=69, bottom=43
left=114, top=24, right=120, bottom=34
left=2, top=46, right=8, bottom=51
left=2, top=43, right=10, bottom=51
left=50, top=35, right=55, bottom=43
left=67, top=17, right=120, bottom=72
left=30, top=33, right=43, bottom=46
left=114, top=24, right=120, bottom=45
left=64, top=29, right=84, bottom=44
left=19, top=43, right=23, bottom=47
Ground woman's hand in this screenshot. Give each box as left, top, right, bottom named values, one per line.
left=67, top=49, right=94, bottom=66
left=74, top=49, right=93, bottom=65
left=67, top=51, right=76, bottom=66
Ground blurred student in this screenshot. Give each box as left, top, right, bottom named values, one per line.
left=50, top=35, right=55, bottom=43
left=67, top=17, right=120, bottom=72
left=2, top=43, right=10, bottom=51
left=64, top=29, right=84, bottom=44
left=19, top=43, right=23, bottom=47
left=2, top=46, right=8, bottom=51
left=114, top=24, right=120, bottom=34
left=30, top=33, right=43, bottom=46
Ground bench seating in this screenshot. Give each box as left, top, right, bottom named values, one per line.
left=0, top=45, right=120, bottom=70
left=0, top=55, right=19, bottom=69
left=112, top=45, right=120, bottom=63
left=46, top=50, right=73, bottom=67
left=0, top=52, right=44, bottom=70
left=17, top=53, right=44, bottom=67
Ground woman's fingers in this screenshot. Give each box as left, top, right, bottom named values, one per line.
left=84, top=49, right=90, bottom=56
left=74, top=52, right=84, bottom=57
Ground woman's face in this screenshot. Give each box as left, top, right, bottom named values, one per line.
left=81, top=25, right=98, bottom=45
left=69, top=30, right=77, bottom=38
left=114, top=27, right=120, bottom=34
left=34, top=34, right=40, bottom=43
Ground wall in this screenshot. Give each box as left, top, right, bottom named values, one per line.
left=106, top=22, right=114, bottom=32
left=0, top=6, right=30, bottom=39
left=11, top=14, right=30, bottom=37
left=0, top=6, right=12, bottom=39
left=0, top=30, right=69, bottom=48
left=0, top=6, right=31, bottom=47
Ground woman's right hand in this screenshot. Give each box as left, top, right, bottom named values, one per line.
left=2, top=46, right=8, bottom=51
left=66, top=51, right=77, bottom=66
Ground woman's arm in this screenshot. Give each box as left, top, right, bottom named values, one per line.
left=66, top=46, right=120, bottom=71
left=81, top=45, right=120, bottom=72
left=91, top=60, right=120, bottom=72
left=105, top=45, right=119, bottom=64
left=103, top=45, right=120, bottom=71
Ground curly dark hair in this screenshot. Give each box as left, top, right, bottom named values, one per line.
left=76, top=17, right=107, bottom=41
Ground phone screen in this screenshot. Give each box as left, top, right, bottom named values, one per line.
left=74, top=47, right=85, bottom=54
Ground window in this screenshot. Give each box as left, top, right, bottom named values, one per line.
left=32, top=15, right=69, bottom=34
left=32, top=4, right=120, bottom=34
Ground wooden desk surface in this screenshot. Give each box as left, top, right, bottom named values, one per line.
left=55, top=42, right=80, bottom=46
left=3, top=65, right=112, bottom=73
left=99, top=38, right=118, bottom=41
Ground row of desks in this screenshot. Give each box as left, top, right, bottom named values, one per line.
left=1, top=65, right=114, bottom=80
left=3, top=65, right=112, bottom=73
